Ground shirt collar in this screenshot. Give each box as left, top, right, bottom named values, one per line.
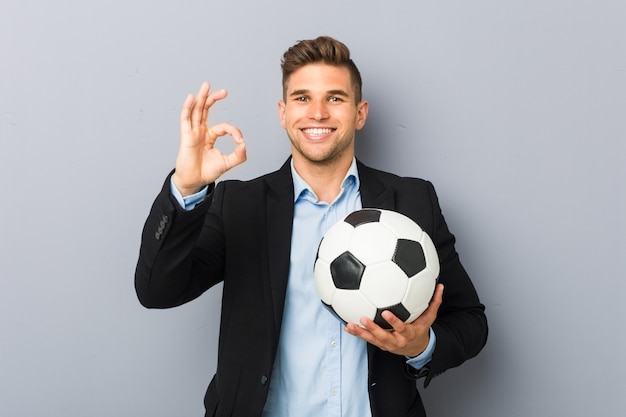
left=291, top=158, right=360, bottom=203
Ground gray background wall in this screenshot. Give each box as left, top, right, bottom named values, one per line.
left=2, top=1, right=624, bottom=416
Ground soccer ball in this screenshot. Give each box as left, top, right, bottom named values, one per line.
left=314, top=208, right=440, bottom=329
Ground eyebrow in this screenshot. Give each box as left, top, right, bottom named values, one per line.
left=289, top=89, right=351, bottom=98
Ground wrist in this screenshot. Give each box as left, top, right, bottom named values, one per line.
left=172, top=173, right=204, bottom=197
left=406, top=328, right=436, bottom=360
left=406, top=339, right=429, bottom=358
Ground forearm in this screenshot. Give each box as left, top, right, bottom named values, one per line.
left=420, top=182, right=488, bottom=383
left=425, top=260, right=488, bottom=385
left=134, top=173, right=218, bottom=308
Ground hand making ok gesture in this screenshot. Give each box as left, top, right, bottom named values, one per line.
left=172, top=82, right=247, bottom=196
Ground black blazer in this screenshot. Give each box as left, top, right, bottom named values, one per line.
left=135, top=159, right=487, bottom=417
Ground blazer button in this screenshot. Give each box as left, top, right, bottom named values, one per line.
left=260, top=375, right=268, bottom=386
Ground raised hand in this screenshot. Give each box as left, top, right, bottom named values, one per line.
left=172, top=82, right=247, bottom=196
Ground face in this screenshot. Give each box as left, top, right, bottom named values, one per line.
left=278, top=64, right=368, bottom=169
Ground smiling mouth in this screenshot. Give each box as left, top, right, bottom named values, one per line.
left=302, top=127, right=335, bottom=137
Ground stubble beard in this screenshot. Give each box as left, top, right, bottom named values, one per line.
left=288, top=132, right=355, bottom=168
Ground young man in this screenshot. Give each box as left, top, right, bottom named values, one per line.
left=135, top=36, right=487, bottom=417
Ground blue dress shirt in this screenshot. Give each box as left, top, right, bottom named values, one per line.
left=170, top=159, right=435, bottom=417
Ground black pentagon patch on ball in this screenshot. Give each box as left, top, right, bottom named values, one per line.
left=374, top=303, right=411, bottom=329
left=393, top=239, right=427, bottom=277
left=330, top=251, right=366, bottom=289
left=344, top=209, right=381, bottom=227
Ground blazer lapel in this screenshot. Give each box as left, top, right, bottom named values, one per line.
left=357, top=161, right=396, bottom=210
left=264, top=160, right=295, bottom=337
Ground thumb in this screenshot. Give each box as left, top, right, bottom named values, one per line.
left=224, top=141, right=247, bottom=171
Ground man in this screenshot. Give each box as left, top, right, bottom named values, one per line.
left=135, top=36, right=487, bottom=417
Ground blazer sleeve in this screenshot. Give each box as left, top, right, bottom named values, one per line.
left=421, top=181, right=488, bottom=387
left=134, top=171, right=224, bottom=308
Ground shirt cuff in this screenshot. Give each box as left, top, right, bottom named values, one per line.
left=170, top=178, right=208, bottom=211
left=405, top=328, right=436, bottom=370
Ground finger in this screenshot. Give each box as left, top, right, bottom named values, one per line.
left=405, top=283, right=444, bottom=332
left=206, top=122, right=247, bottom=170
left=191, top=82, right=211, bottom=130
left=359, top=316, right=397, bottom=345
left=208, top=122, right=245, bottom=143
left=351, top=317, right=406, bottom=353
left=381, top=310, right=409, bottom=333
left=422, top=283, right=444, bottom=321
left=180, top=93, right=196, bottom=135
left=344, top=321, right=377, bottom=344
left=224, top=141, right=247, bottom=171
left=203, top=88, right=229, bottom=123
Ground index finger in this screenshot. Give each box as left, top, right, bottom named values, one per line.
left=208, top=122, right=244, bottom=143
left=378, top=283, right=444, bottom=334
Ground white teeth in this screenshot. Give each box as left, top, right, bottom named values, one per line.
left=303, top=128, right=332, bottom=136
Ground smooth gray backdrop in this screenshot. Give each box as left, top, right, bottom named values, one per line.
left=2, top=1, right=625, bottom=416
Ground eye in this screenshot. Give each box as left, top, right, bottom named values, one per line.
left=295, top=96, right=309, bottom=102
left=328, top=96, right=343, bottom=103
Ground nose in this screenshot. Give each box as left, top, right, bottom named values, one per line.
left=308, top=100, right=329, bottom=121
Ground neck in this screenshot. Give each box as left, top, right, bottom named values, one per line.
left=293, top=156, right=353, bottom=204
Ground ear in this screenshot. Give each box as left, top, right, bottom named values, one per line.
left=278, top=100, right=286, bottom=128
left=355, top=100, right=369, bottom=131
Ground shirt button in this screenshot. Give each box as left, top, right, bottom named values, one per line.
left=331, top=389, right=337, bottom=396
left=330, top=340, right=337, bottom=347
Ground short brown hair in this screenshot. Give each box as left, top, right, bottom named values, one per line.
left=281, top=36, right=363, bottom=103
